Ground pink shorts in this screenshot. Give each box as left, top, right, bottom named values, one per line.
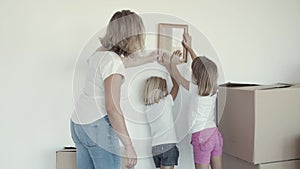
left=191, top=127, right=223, bottom=164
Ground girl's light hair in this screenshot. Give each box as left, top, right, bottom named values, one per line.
left=100, top=10, right=145, bottom=57
left=191, top=57, right=218, bottom=96
left=143, top=77, right=167, bottom=105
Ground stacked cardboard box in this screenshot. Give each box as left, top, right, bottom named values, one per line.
left=56, top=148, right=76, bottom=169
left=223, top=153, right=300, bottom=169
left=217, top=83, right=300, bottom=168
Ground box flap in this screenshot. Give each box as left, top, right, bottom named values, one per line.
left=219, top=82, right=261, bottom=91
left=290, top=83, right=300, bottom=88
left=219, top=82, right=295, bottom=91
left=258, top=83, right=293, bottom=90
left=56, top=147, right=76, bottom=153
left=219, top=82, right=260, bottom=87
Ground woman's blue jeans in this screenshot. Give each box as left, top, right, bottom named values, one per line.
left=70, top=115, right=121, bottom=169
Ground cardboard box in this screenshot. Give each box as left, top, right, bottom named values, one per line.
left=56, top=148, right=76, bottom=169
left=218, top=83, right=300, bottom=164
left=223, top=153, right=300, bottom=169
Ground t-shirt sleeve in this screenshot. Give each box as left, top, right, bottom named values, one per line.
left=189, top=82, right=199, bottom=94
left=166, top=94, right=174, bottom=106
left=100, top=52, right=125, bottom=81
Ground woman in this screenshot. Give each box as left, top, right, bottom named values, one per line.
left=71, top=10, right=158, bottom=169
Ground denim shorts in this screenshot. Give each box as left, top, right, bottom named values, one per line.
left=152, top=143, right=179, bottom=168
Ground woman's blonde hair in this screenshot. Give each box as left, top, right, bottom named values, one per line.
left=191, top=57, right=218, bottom=96
left=143, top=77, right=167, bottom=105
left=100, top=10, right=145, bottom=57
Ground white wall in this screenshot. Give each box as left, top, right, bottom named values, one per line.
left=0, top=0, right=299, bottom=169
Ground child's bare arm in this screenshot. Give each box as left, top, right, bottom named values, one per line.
left=158, top=53, right=172, bottom=73
left=182, top=33, right=197, bottom=60
left=170, top=76, right=179, bottom=100
left=170, top=50, right=190, bottom=90
left=157, top=53, right=179, bottom=100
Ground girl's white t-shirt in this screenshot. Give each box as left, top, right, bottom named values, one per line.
left=188, top=82, right=217, bottom=134
left=145, top=94, right=177, bottom=146
left=71, top=51, right=125, bottom=124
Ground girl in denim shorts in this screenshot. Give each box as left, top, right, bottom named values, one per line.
left=143, top=71, right=179, bottom=169
left=169, top=34, right=223, bottom=169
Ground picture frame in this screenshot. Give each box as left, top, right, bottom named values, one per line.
left=158, top=23, right=189, bottom=62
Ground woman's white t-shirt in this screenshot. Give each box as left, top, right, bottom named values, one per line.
left=145, top=94, right=177, bottom=146
left=71, top=51, right=125, bottom=124
left=188, top=82, right=217, bottom=134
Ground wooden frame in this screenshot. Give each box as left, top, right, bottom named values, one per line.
left=158, top=23, right=189, bottom=62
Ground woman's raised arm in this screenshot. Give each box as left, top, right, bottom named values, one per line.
left=122, top=51, right=159, bottom=68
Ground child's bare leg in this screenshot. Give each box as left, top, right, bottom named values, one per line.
left=195, top=163, right=209, bottom=169
left=160, top=166, right=174, bottom=169
left=210, top=156, right=222, bottom=169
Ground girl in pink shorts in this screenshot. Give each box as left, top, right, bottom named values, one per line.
left=168, top=33, right=223, bottom=169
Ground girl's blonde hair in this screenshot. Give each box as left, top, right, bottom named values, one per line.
left=100, top=10, right=145, bottom=57
left=143, top=77, right=167, bottom=105
left=191, top=57, right=218, bottom=96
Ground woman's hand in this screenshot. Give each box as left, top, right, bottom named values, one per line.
left=125, top=144, right=137, bottom=168
left=182, top=33, right=192, bottom=49
left=171, top=50, right=184, bottom=65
